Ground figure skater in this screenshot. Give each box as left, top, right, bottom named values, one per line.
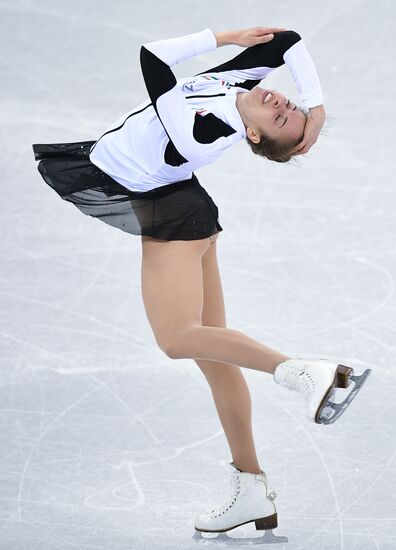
left=33, top=26, right=371, bottom=541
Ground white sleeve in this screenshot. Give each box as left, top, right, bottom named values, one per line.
left=283, top=39, right=324, bottom=109
left=193, top=31, right=324, bottom=110
left=140, top=29, right=227, bottom=162
left=142, top=28, right=217, bottom=67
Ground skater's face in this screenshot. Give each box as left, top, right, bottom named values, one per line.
left=236, top=86, right=307, bottom=145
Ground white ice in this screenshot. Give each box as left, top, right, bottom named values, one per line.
left=0, top=0, right=395, bottom=549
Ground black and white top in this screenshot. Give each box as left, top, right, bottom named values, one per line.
left=89, top=28, right=323, bottom=192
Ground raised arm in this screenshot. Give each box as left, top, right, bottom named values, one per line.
left=199, top=28, right=325, bottom=155
left=197, top=29, right=324, bottom=110
left=139, top=27, right=282, bottom=164
left=140, top=28, right=219, bottom=163
left=139, top=27, right=324, bottom=161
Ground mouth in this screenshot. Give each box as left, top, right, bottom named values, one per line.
left=262, top=90, right=273, bottom=104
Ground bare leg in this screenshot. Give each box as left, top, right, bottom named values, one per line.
left=195, top=237, right=262, bottom=474
left=171, top=325, right=290, bottom=373
left=140, top=235, right=290, bottom=374
left=141, top=234, right=290, bottom=474
left=199, top=362, right=262, bottom=474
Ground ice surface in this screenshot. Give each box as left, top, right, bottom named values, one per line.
left=0, top=0, right=395, bottom=548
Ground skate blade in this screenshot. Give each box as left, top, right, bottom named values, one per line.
left=317, top=368, right=372, bottom=424
left=194, top=529, right=288, bottom=544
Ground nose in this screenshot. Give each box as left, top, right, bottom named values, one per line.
left=273, top=96, right=286, bottom=113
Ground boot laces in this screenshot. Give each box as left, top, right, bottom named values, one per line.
left=284, top=366, right=316, bottom=400
left=208, top=470, right=241, bottom=518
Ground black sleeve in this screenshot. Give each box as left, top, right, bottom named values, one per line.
left=139, top=29, right=238, bottom=163
left=194, top=31, right=302, bottom=89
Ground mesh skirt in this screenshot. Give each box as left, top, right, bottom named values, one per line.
left=32, top=140, right=223, bottom=241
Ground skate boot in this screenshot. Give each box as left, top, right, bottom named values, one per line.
left=273, top=358, right=372, bottom=424
left=194, top=461, right=288, bottom=543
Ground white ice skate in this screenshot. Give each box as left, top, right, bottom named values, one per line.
left=194, top=461, right=288, bottom=543
left=273, top=358, right=372, bottom=424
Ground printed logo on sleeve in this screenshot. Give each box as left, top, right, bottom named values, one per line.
left=202, top=75, right=232, bottom=89
left=182, top=77, right=233, bottom=92
left=182, top=79, right=197, bottom=92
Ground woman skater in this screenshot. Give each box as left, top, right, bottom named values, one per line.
left=33, top=26, right=371, bottom=540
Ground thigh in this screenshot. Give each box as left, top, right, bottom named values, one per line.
left=201, top=235, right=226, bottom=328
left=140, top=236, right=211, bottom=350
left=197, top=236, right=243, bottom=382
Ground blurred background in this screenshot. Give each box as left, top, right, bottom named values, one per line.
left=0, top=0, right=395, bottom=548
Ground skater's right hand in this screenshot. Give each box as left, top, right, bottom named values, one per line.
left=215, top=27, right=287, bottom=48
left=291, top=105, right=326, bottom=156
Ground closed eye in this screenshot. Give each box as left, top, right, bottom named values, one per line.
left=287, top=99, right=297, bottom=111
left=275, top=114, right=288, bottom=127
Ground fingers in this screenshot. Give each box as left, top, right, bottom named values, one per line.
left=255, top=26, right=288, bottom=44
left=291, top=142, right=304, bottom=154
left=291, top=142, right=311, bottom=156
left=260, top=33, right=274, bottom=43
left=296, top=146, right=309, bottom=155
left=255, top=27, right=288, bottom=34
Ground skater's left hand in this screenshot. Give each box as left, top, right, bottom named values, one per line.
left=215, top=27, right=287, bottom=48
left=291, top=104, right=326, bottom=156
left=234, top=27, right=287, bottom=47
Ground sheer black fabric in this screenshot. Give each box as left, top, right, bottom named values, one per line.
left=32, top=141, right=223, bottom=241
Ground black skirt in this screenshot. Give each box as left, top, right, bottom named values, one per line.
left=32, top=140, right=223, bottom=241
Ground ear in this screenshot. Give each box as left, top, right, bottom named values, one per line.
left=247, top=127, right=261, bottom=144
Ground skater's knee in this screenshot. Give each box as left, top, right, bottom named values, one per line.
left=161, top=340, right=183, bottom=359
left=158, top=327, right=199, bottom=359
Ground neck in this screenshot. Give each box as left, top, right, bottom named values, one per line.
left=235, top=92, right=248, bottom=130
